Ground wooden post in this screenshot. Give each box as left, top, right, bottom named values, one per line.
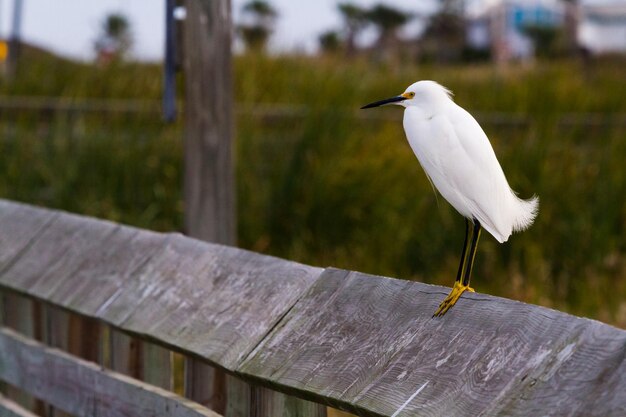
left=2, top=294, right=37, bottom=412
left=252, top=387, right=328, bottom=417
left=67, top=314, right=100, bottom=363
left=184, top=360, right=225, bottom=412
left=143, top=343, right=172, bottom=390
left=109, top=330, right=143, bottom=379
left=181, top=0, right=235, bottom=413
left=178, top=2, right=324, bottom=414
left=43, top=305, right=72, bottom=417
left=182, top=0, right=235, bottom=243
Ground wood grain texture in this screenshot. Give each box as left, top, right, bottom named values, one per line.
left=185, top=360, right=226, bottom=412
left=0, top=394, right=38, bottom=417
left=182, top=0, right=235, bottom=244
left=1, top=294, right=37, bottom=413
left=251, top=387, right=327, bottom=417
left=2, top=200, right=626, bottom=417
left=68, top=314, right=101, bottom=363
left=327, top=409, right=356, bottom=417
left=143, top=342, right=172, bottom=390
left=44, top=305, right=69, bottom=350
left=224, top=375, right=250, bottom=417
left=113, top=232, right=322, bottom=370
left=0, top=200, right=58, bottom=274
left=42, top=305, right=71, bottom=417
left=241, top=268, right=626, bottom=417
left=182, top=0, right=236, bottom=405
left=0, top=327, right=221, bottom=417
left=0, top=200, right=322, bottom=371
left=109, top=329, right=143, bottom=378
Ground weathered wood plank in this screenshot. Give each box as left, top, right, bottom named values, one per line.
left=0, top=327, right=221, bottom=417
left=0, top=200, right=58, bottom=273
left=182, top=0, right=235, bottom=244
left=240, top=268, right=626, bottom=417
left=0, top=206, right=129, bottom=307
left=184, top=360, right=225, bottom=411
left=0, top=200, right=323, bottom=371
left=224, top=376, right=250, bottom=417
left=120, top=236, right=319, bottom=368
left=143, top=342, right=172, bottom=390
left=0, top=394, right=38, bottom=417
left=251, top=387, right=327, bottom=417
left=327, top=409, right=356, bottom=417
left=2, top=294, right=33, bottom=339
left=44, top=305, right=69, bottom=351
left=0, top=201, right=56, bottom=407
left=68, top=314, right=100, bottom=362
left=109, top=329, right=143, bottom=378
left=180, top=0, right=238, bottom=398
left=42, top=305, right=71, bottom=417
left=2, top=200, right=626, bottom=417
left=1, top=294, right=36, bottom=412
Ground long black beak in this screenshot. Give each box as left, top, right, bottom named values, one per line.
left=360, top=95, right=406, bottom=109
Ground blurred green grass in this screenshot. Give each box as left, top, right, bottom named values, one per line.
left=1, top=50, right=625, bottom=325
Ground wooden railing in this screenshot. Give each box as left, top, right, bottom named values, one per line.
left=2, top=96, right=626, bottom=127
left=0, top=199, right=625, bottom=417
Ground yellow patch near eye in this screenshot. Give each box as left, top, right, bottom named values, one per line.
left=402, top=92, right=415, bottom=99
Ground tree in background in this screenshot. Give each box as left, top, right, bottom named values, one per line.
left=365, top=4, right=412, bottom=61
left=421, top=0, right=465, bottom=63
left=319, top=3, right=413, bottom=61
left=318, top=30, right=341, bottom=54
left=94, top=13, right=132, bottom=63
left=337, top=3, right=368, bottom=56
left=523, top=24, right=561, bottom=58
left=238, top=0, right=278, bottom=52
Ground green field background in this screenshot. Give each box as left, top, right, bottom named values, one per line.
left=1, top=50, right=625, bottom=325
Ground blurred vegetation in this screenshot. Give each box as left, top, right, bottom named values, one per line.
left=237, top=0, right=278, bottom=52
left=322, top=2, right=412, bottom=59
left=523, top=24, right=561, bottom=58
left=93, top=12, right=133, bottom=63
left=1, top=48, right=625, bottom=326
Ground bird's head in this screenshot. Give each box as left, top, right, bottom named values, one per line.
left=360, top=80, right=453, bottom=110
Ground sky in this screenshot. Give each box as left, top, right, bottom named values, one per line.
left=0, top=0, right=435, bottom=61
left=0, top=0, right=621, bottom=61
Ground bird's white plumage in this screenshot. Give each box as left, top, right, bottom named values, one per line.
left=399, top=81, right=538, bottom=242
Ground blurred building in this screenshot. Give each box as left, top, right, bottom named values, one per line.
left=578, top=3, right=626, bottom=55
left=466, top=0, right=626, bottom=61
left=466, top=0, right=564, bottom=62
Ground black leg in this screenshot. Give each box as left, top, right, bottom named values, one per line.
left=455, top=219, right=471, bottom=283
left=434, top=218, right=482, bottom=317
left=462, top=219, right=482, bottom=287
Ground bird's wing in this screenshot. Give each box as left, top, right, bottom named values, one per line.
left=448, top=105, right=505, bottom=181
left=437, top=108, right=513, bottom=241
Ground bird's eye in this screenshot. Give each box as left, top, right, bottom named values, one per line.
left=407, top=92, right=415, bottom=99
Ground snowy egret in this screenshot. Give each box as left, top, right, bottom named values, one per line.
left=361, top=80, right=538, bottom=317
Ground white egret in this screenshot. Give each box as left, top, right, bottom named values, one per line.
left=361, top=80, right=538, bottom=316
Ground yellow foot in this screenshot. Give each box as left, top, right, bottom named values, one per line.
left=433, top=281, right=475, bottom=317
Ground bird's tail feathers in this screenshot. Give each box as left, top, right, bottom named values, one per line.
left=511, top=193, right=539, bottom=232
